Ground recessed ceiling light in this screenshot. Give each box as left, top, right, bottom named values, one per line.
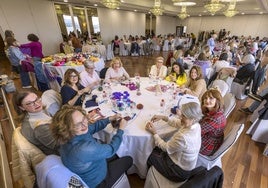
left=117, top=7, right=120, bottom=9
left=259, top=12, right=263, bottom=14
left=134, top=9, right=137, bottom=12
left=221, top=0, right=244, bottom=2
left=94, top=4, right=98, bottom=7
left=254, top=8, right=260, bottom=10
left=199, top=14, right=202, bottom=16
left=241, top=12, right=245, bottom=15
left=63, top=0, right=68, bottom=2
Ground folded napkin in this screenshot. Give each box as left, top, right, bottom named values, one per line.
left=85, top=95, right=98, bottom=108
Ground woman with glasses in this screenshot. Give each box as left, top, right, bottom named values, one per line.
left=79, top=60, right=100, bottom=88
left=51, top=105, right=133, bottom=188
left=60, top=68, right=91, bottom=106
left=13, top=89, right=59, bottom=155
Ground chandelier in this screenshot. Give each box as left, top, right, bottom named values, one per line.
left=223, top=0, right=239, bottom=17
left=102, top=0, right=121, bottom=9
left=204, top=0, right=225, bottom=15
left=177, top=6, right=189, bottom=20
left=150, top=0, right=164, bottom=16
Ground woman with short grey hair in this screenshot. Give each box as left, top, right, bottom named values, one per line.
left=79, top=60, right=100, bottom=88
left=145, top=102, right=203, bottom=182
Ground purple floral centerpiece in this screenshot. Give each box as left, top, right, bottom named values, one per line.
left=111, top=91, right=135, bottom=111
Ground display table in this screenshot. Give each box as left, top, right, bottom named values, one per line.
left=82, top=44, right=106, bottom=59
left=43, top=58, right=105, bottom=92
left=83, top=77, right=199, bottom=178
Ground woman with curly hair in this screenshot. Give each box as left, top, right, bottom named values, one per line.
left=165, top=62, right=187, bottom=87
left=50, top=105, right=133, bottom=188
left=105, top=57, right=130, bottom=83
left=199, top=89, right=226, bottom=156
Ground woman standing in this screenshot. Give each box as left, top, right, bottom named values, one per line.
left=199, top=89, right=226, bottom=156
left=60, top=68, right=91, bottom=106
left=51, top=105, right=133, bottom=188
left=165, top=62, right=187, bottom=87
left=181, top=66, right=207, bottom=100
left=13, top=89, right=59, bottom=155
left=105, top=57, right=130, bottom=83
left=145, top=102, right=203, bottom=182
left=5, top=37, right=32, bottom=88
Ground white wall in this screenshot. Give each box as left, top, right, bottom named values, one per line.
left=184, top=14, right=268, bottom=38
left=98, top=8, right=146, bottom=45
left=0, top=0, right=62, bottom=56
left=156, top=15, right=177, bottom=36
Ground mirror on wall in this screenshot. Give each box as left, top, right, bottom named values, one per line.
left=54, top=3, right=101, bottom=43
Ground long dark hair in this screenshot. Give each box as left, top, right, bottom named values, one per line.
left=171, top=62, right=185, bottom=78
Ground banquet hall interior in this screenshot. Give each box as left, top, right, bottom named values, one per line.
left=1, top=0, right=268, bottom=187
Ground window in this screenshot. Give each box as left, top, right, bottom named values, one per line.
left=63, top=15, right=81, bottom=34
left=92, top=16, right=100, bottom=33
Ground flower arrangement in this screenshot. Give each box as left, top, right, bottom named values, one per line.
left=111, top=91, right=135, bottom=111
left=124, top=82, right=140, bottom=91
left=41, top=52, right=100, bottom=66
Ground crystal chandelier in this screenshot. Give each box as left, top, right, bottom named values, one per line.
left=150, top=0, right=164, bottom=16
left=177, top=6, right=189, bottom=20
left=223, top=0, right=239, bottom=17
left=102, top=0, right=121, bottom=9
left=204, top=0, right=225, bottom=15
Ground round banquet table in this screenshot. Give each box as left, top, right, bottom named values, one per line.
left=83, top=77, right=200, bottom=178
left=43, top=58, right=105, bottom=92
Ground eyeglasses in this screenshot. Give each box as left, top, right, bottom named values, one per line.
left=23, top=97, right=42, bottom=107
left=74, top=116, right=89, bottom=130
left=70, top=74, right=78, bottom=78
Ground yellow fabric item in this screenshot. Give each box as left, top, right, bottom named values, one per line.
left=12, top=127, right=46, bottom=188
left=165, top=72, right=187, bottom=87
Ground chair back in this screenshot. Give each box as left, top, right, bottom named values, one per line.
left=207, top=124, right=244, bottom=161
left=223, top=93, right=236, bottom=118
left=12, top=127, right=46, bottom=188
left=42, top=89, right=62, bottom=116
left=210, top=79, right=229, bottom=97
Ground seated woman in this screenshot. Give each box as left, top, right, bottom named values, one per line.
left=165, top=62, right=187, bottom=87
left=13, top=89, right=59, bottom=155
left=199, top=89, right=226, bottom=156
left=61, top=68, right=91, bottom=106
left=105, top=57, right=130, bottom=83
left=79, top=60, right=100, bottom=89
left=193, top=52, right=211, bottom=79
left=181, top=66, right=207, bottom=100
left=51, top=105, right=133, bottom=188
left=145, top=102, right=203, bottom=182
left=149, top=56, right=168, bottom=79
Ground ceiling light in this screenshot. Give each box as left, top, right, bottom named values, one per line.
left=224, top=0, right=239, bottom=17
left=150, top=0, right=164, bottom=16
left=173, top=2, right=196, bottom=6
left=204, top=0, right=225, bottom=15
left=102, top=0, right=121, bottom=9
left=177, top=6, right=189, bottom=20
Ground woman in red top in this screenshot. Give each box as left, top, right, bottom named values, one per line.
left=199, top=89, right=226, bottom=156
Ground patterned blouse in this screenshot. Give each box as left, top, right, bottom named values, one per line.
left=199, top=109, right=226, bottom=156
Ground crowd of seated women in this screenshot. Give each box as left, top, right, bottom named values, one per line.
left=11, top=31, right=268, bottom=187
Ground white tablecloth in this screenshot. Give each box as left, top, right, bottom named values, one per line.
left=83, top=77, right=199, bottom=178
left=43, top=58, right=105, bottom=92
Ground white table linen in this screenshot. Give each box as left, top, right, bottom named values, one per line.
left=83, top=77, right=199, bottom=178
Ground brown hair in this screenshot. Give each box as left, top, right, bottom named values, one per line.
left=5, top=37, right=16, bottom=47
left=201, top=89, right=224, bottom=113
left=12, top=89, right=41, bottom=123
left=110, top=57, right=123, bottom=68
left=189, top=65, right=203, bottom=81
left=63, top=68, right=81, bottom=85
left=51, top=105, right=87, bottom=144
left=197, top=52, right=208, bottom=61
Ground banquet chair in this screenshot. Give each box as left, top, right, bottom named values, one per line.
left=162, top=39, right=169, bottom=51
left=231, top=78, right=252, bottom=100
left=35, top=154, right=131, bottom=188
left=144, top=165, right=223, bottom=188
left=106, top=44, right=114, bottom=60
left=119, top=41, right=128, bottom=56
left=41, top=89, right=62, bottom=116
left=12, top=127, right=46, bottom=188
left=223, top=93, right=236, bottom=118
left=196, top=124, right=244, bottom=170
left=209, top=79, right=229, bottom=97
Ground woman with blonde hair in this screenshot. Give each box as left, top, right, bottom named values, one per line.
left=51, top=105, right=133, bottom=188
left=60, top=68, right=91, bottom=106
left=200, top=89, right=226, bottom=156
left=105, top=57, right=130, bottom=82
left=149, top=56, right=167, bottom=79
left=181, top=65, right=207, bottom=100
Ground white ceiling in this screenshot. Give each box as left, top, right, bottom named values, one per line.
left=50, top=0, right=268, bottom=17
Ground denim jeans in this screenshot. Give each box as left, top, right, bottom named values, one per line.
left=18, top=65, right=31, bottom=87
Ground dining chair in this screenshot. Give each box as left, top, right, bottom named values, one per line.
left=223, top=93, right=236, bottom=118
left=41, top=89, right=62, bottom=116
left=196, top=124, right=244, bottom=170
